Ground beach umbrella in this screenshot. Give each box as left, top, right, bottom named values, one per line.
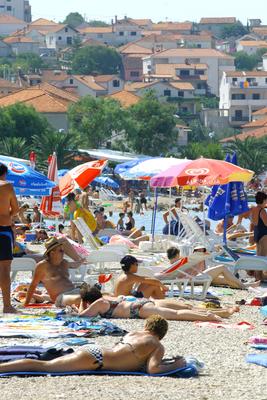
left=59, top=159, right=107, bottom=197
left=0, top=156, right=56, bottom=196
left=40, top=153, right=63, bottom=217
left=120, top=157, right=187, bottom=180
left=114, top=157, right=151, bottom=176
left=150, top=157, right=254, bottom=188
left=93, top=176, right=119, bottom=189
left=58, top=169, right=69, bottom=178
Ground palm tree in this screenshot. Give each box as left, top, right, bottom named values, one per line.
left=0, top=137, right=31, bottom=159
left=31, top=130, right=78, bottom=170
left=224, top=137, right=267, bottom=175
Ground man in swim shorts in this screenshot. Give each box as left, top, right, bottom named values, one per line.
left=0, top=163, right=19, bottom=313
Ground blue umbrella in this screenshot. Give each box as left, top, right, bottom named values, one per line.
left=0, top=156, right=56, bottom=196
left=114, top=157, right=151, bottom=176
left=205, top=153, right=249, bottom=243
left=58, top=169, right=69, bottom=178
left=93, top=176, right=119, bottom=189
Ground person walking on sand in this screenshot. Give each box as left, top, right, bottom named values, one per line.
left=0, top=163, right=19, bottom=313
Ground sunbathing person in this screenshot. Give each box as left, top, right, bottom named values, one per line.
left=0, top=315, right=197, bottom=374
left=24, top=238, right=84, bottom=307
left=167, top=246, right=260, bottom=290
left=114, top=255, right=168, bottom=299
left=78, top=285, right=239, bottom=321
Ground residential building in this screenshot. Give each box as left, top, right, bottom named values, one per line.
left=219, top=70, right=267, bottom=127
left=119, top=43, right=153, bottom=81
left=135, top=32, right=214, bottom=50
left=125, top=80, right=197, bottom=114
left=107, top=90, right=140, bottom=107
left=0, top=77, right=20, bottom=97
left=57, top=74, right=124, bottom=97
left=0, top=82, right=79, bottom=130
left=220, top=126, right=267, bottom=142
left=0, top=14, right=26, bottom=35
left=198, top=17, right=236, bottom=36
left=251, top=26, right=267, bottom=39
left=78, top=26, right=114, bottom=45
left=236, top=40, right=267, bottom=55
left=44, top=24, right=79, bottom=50
left=3, top=35, right=39, bottom=54
left=143, top=48, right=235, bottom=96
left=0, top=0, right=31, bottom=22
left=151, top=22, right=194, bottom=35
left=175, top=123, right=191, bottom=146
left=0, top=39, right=11, bottom=57
left=153, top=63, right=208, bottom=95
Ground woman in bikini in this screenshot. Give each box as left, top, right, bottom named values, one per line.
left=251, top=191, right=267, bottom=281
left=0, top=315, right=192, bottom=374
left=78, top=285, right=239, bottom=321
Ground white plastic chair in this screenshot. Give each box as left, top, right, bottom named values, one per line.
left=11, top=258, right=36, bottom=281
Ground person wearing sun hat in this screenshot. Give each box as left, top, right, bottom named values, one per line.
left=24, top=237, right=82, bottom=308
left=114, top=255, right=168, bottom=299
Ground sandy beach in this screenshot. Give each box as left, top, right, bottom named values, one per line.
left=0, top=277, right=267, bottom=400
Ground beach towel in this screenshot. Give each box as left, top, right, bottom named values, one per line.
left=0, top=346, right=74, bottom=362
left=195, top=321, right=255, bottom=330
left=0, top=365, right=198, bottom=379
left=246, top=354, right=267, bottom=368
left=248, top=336, right=267, bottom=345
left=250, top=344, right=267, bottom=350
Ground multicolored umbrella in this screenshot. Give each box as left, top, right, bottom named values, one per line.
left=0, top=156, right=56, bottom=196
left=40, top=153, right=62, bottom=217
left=150, top=158, right=254, bottom=188
left=119, top=157, right=188, bottom=180
left=59, top=159, right=107, bottom=197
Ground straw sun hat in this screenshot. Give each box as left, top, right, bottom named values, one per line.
left=44, top=238, right=62, bottom=257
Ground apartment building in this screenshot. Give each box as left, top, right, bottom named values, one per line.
left=143, top=48, right=235, bottom=96
left=219, top=70, right=267, bottom=127
left=0, top=0, right=31, bottom=22
left=198, top=17, right=236, bottom=36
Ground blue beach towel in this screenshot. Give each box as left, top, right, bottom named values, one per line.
left=246, top=354, right=267, bottom=367
left=0, top=365, right=198, bottom=378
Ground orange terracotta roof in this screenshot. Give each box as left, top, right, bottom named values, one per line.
left=239, top=40, right=267, bottom=47
left=82, top=38, right=106, bottom=47
left=242, top=118, right=267, bottom=129
left=40, top=69, right=69, bottom=82
left=150, top=48, right=234, bottom=59
left=0, top=78, right=19, bottom=89
left=128, top=19, right=152, bottom=26
left=94, top=75, right=118, bottom=83
left=252, top=27, right=267, bottom=34
left=125, top=81, right=156, bottom=91
left=72, top=75, right=107, bottom=91
left=79, top=26, right=113, bottom=34
left=169, top=82, right=194, bottom=90
left=200, top=17, right=236, bottom=24
left=30, top=18, right=59, bottom=26
left=119, top=43, right=153, bottom=54
left=3, top=36, right=38, bottom=44
left=107, top=90, right=140, bottom=107
left=220, top=127, right=267, bottom=142
left=0, top=14, right=26, bottom=24
left=39, top=82, right=79, bottom=102
left=225, top=70, right=267, bottom=77
left=152, top=22, right=193, bottom=31
left=253, top=107, right=267, bottom=115
left=155, top=63, right=208, bottom=75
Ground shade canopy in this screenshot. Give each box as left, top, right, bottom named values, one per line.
left=150, top=158, right=254, bottom=188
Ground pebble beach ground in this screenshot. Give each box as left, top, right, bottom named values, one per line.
left=0, top=278, right=267, bottom=400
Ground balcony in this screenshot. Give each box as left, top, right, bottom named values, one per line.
left=230, top=116, right=250, bottom=122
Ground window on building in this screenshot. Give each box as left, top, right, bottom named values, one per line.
left=181, top=107, right=188, bottom=112
left=231, top=93, right=245, bottom=100
left=234, top=110, right=243, bottom=120
left=65, top=27, right=68, bottom=33
left=164, top=89, right=171, bottom=96
left=197, top=44, right=202, bottom=48
left=130, top=71, right=139, bottom=77
left=119, top=31, right=124, bottom=36
left=66, top=37, right=72, bottom=45
left=265, top=78, right=267, bottom=83
left=58, top=36, right=62, bottom=40
left=178, top=91, right=184, bottom=97
left=6, top=5, right=12, bottom=10
left=69, top=79, right=74, bottom=84
left=196, top=70, right=204, bottom=75
left=252, top=93, right=260, bottom=99
left=180, top=70, right=190, bottom=76
left=197, top=83, right=202, bottom=89
left=130, top=31, right=137, bottom=36
left=113, top=79, right=120, bottom=87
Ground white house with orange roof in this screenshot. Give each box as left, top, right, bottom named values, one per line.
left=3, top=35, right=39, bottom=54
left=0, top=14, right=26, bottom=35
left=198, top=17, right=237, bottom=36
left=151, top=22, right=193, bottom=35
left=236, top=40, right=267, bottom=55
left=143, top=48, right=235, bottom=96
left=0, top=0, right=31, bottom=22
left=219, top=70, right=267, bottom=127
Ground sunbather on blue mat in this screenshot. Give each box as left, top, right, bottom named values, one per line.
left=0, top=315, right=201, bottom=375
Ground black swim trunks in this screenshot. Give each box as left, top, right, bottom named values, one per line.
left=0, top=226, right=14, bottom=261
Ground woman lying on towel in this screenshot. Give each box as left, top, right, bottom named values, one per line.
left=77, top=285, right=239, bottom=321
left=0, top=315, right=201, bottom=374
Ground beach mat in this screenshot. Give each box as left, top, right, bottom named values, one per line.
left=246, top=354, right=267, bottom=368
left=0, top=365, right=198, bottom=378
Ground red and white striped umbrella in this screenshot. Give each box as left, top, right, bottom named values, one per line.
left=40, top=153, right=62, bottom=217
left=59, top=159, right=107, bottom=197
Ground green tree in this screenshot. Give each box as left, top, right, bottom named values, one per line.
left=13, top=53, right=45, bottom=72
left=31, top=130, right=78, bottom=169
left=224, top=137, right=267, bottom=175
left=221, top=21, right=248, bottom=39
left=179, top=142, right=224, bottom=160
left=127, top=92, right=177, bottom=156
left=187, top=119, right=209, bottom=142
left=0, top=137, right=31, bottom=159
left=87, top=20, right=109, bottom=27
left=63, top=12, right=84, bottom=28
left=234, top=51, right=257, bottom=70
left=0, top=103, right=51, bottom=143
left=68, top=96, right=132, bottom=148
left=71, top=46, right=122, bottom=75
